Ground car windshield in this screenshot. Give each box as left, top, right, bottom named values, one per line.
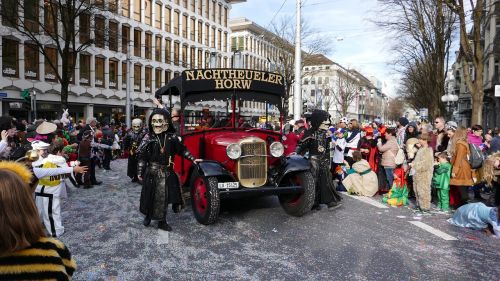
left=181, top=96, right=281, bottom=133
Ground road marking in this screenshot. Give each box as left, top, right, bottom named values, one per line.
left=156, top=229, right=170, bottom=245
left=342, top=192, right=389, bottom=209
left=409, top=221, right=457, bottom=241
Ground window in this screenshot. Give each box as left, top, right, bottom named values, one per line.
left=122, top=62, right=127, bottom=89
left=45, top=47, right=58, bottom=81
left=182, top=14, right=188, bottom=38
left=190, top=18, right=196, bottom=40
left=2, top=0, right=18, bottom=27
left=24, top=0, right=39, bottom=32
left=303, top=78, right=309, bottom=85
left=2, top=38, right=18, bottom=77
left=165, top=39, right=171, bottom=63
left=238, top=36, right=244, bottom=51
left=190, top=0, right=195, bottom=12
left=223, top=7, right=228, bottom=27
left=155, top=3, right=162, bottom=29
left=133, top=0, right=141, bottom=21
left=24, top=44, right=39, bottom=79
left=223, top=32, right=227, bottom=52
left=165, top=7, right=171, bottom=32
left=217, top=30, right=221, bottom=50
left=190, top=46, right=195, bottom=68
left=109, top=22, right=118, bottom=51
left=211, top=26, right=216, bottom=48
left=204, top=0, right=209, bottom=18
left=134, top=29, right=141, bottom=57
left=109, top=60, right=118, bottom=89
left=318, top=77, right=323, bottom=84
left=95, top=17, right=105, bottom=48
left=134, top=64, right=141, bottom=91
left=198, top=21, right=203, bottom=43
left=79, top=54, right=90, bottom=85
left=174, top=42, right=180, bottom=65
left=155, top=36, right=162, bottom=61
left=198, top=49, right=203, bottom=68
left=165, top=70, right=172, bottom=83
left=182, top=0, right=188, bottom=8
left=109, top=0, right=118, bottom=13
left=182, top=45, right=188, bottom=67
left=44, top=0, right=56, bottom=35
left=310, top=89, right=315, bottom=97
left=174, top=11, right=180, bottom=35
left=231, top=37, right=236, bottom=51
left=95, top=57, right=105, bottom=87
left=197, top=0, right=202, bottom=14
left=79, top=13, right=91, bottom=44
left=205, top=51, right=210, bottom=68
left=210, top=0, right=215, bottom=21
left=205, top=24, right=209, bottom=46
left=310, top=78, right=315, bottom=84
left=155, top=68, right=162, bottom=89
left=145, top=0, right=152, bottom=26
left=145, top=67, right=152, bottom=92
left=218, top=4, right=222, bottom=25
left=122, top=0, right=130, bottom=17
left=325, top=77, right=329, bottom=84
left=122, top=26, right=130, bottom=54
left=145, top=33, right=152, bottom=59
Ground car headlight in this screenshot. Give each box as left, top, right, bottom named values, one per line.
left=270, top=142, right=284, bottom=157
left=226, top=143, right=241, bottom=160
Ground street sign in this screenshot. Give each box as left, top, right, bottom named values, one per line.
left=0, top=92, right=7, bottom=98
left=495, top=85, right=500, bottom=97
left=419, top=108, right=428, bottom=119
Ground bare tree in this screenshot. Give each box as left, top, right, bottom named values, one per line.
left=1, top=0, right=112, bottom=110
left=374, top=0, right=456, bottom=119
left=444, top=0, right=484, bottom=125
left=269, top=16, right=333, bottom=116
left=387, top=96, right=405, bottom=122
left=325, top=68, right=360, bottom=117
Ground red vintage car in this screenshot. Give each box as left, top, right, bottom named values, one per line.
left=156, top=68, right=315, bottom=225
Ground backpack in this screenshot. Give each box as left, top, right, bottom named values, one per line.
left=468, top=144, right=486, bottom=169
left=394, top=147, right=406, bottom=166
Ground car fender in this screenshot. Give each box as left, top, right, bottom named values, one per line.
left=277, top=155, right=311, bottom=184
left=189, top=160, right=236, bottom=186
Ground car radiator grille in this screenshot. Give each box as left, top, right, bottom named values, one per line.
left=238, top=141, right=267, bottom=187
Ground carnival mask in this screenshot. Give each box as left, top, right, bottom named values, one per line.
left=132, top=118, right=142, bottom=133
left=151, top=114, right=166, bottom=134
left=319, top=120, right=330, bottom=131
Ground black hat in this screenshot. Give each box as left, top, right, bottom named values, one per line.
left=398, top=117, right=409, bottom=127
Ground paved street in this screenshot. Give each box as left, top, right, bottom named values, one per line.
left=59, top=159, right=499, bottom=281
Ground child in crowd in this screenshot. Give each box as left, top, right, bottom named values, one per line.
left=331, top=128, right=347, bottom=181
left=432, top=152, right=452, bottom=212
left=382, top=167, right=409, bottom=207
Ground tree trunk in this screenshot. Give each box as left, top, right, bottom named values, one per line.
left=60, top=82, right=69, bottom=111
left=471, top=90, right=483, bottom=125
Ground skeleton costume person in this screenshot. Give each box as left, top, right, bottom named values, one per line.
left=296, top=110, right=343, bottom=209
left=124, top=119, right=145, bottom=182
left=137, top=109, right=199, bottom=231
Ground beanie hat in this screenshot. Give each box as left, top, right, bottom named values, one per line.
left=398, top=117, right=409, bottom=127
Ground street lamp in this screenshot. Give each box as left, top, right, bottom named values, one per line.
left=441, top=93, right=459, bottom=116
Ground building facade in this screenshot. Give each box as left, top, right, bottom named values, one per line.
left=0, top=0, right=243, bottom=124
left=302, top=54, right=388, bottom=123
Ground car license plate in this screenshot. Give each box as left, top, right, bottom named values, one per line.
left=218, top=182, right=239, bottom=189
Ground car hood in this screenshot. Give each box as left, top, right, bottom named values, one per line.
left=208, top=132, right=261, bottom=146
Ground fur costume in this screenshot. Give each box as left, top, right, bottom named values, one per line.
left=412, top=146, right=434, bottom=211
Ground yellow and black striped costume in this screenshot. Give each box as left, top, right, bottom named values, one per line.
left=0, top=237, right=76, bottom=280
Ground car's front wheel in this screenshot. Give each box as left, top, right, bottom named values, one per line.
left=278, top=171, right=315, bottom=217
left=191, top=176, right=220, bottom=225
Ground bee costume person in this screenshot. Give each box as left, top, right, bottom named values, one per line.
left=137, top=108, right=201, bottom=231
left=296, top=110, right=342, bottom=209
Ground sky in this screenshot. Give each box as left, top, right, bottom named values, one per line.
left=230, top=0, right=400, bottom=96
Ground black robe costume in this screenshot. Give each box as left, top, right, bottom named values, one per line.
left=296, top=110, right=342, bottom=207
left=123, top=129, right=145, bottom=180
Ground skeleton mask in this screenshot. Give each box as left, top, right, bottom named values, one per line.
left=151, top=114, right=167, bottom=134
left=319, top=120, right=330, bottom=131
left=132, top=118, right=142, bottom=133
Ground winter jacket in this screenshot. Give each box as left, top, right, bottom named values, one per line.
left=377, top=138, right=399, bottom=168
left=450, top=140, right=475, bottom=186
left=467, top=133, right=483, bottom=146
left=433, top=162, right=452, bottom=190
